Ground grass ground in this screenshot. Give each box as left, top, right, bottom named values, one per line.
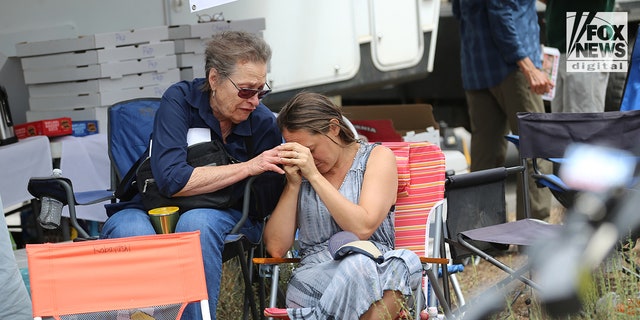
left=215, top=202, right=640, bottom=319
left=453, top=246, right=640, bottom=319
left=215, top=244, right=640, bottom=319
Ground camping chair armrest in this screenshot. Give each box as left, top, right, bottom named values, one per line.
left=74, top=190, right=115, bottom=205
left=253, top=257, right=301, bottom=265
left=420, top=257, right=449, bottom=265
left=28, top=177, right=92, bottom=239
left=531, top=173, right=570, bottom=191
left=254, top=257, right=448, bottom=264
left=504, top=134, right=519, bottom=148
left=231, top=175, right=257, bottom=234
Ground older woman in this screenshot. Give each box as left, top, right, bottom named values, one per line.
left=266, top=92, right=422, bottom=319
left=100, top=31, right=285, bottom=319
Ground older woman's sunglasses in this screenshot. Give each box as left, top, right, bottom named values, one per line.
left=227, top=77, right=272, bottom=99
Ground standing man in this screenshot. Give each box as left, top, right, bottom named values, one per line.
left=453, top=0, right=553, bottom=221
left=543, top=0, right=615, bottom=113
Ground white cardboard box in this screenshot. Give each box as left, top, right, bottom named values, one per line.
left=21, top=41, right=176, bottom=70
left=180, top=67, right=205, bottom=80
left=403, top=128, right=440, bottom=147
left=168, top=18, right=265, bottom=40
left=177, top=53, right=205, bottom=68
left=28, top=69, right=180, bottom=97
left=443, top=150, right=469, bottom=175
left=27, top=106, right=109, bottom=131
left=24, top=55, right=177, bottom=84
left=29, top=84, right=171, bottom=110
left=174, top=39, right=207, bottom=54
left=16, top=26, right=170, bottom=57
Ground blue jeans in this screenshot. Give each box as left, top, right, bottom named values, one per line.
left=100, top=207, right=263, bottom=320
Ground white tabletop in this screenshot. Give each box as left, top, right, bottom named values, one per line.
left=0, top=136, right=53, bottom=211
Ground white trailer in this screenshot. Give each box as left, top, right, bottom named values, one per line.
left=0, top=0, right=440, bottom=120
left=209, top=0, right=441, bottom=107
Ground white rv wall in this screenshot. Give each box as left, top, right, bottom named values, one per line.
left=0, top=0, right=439, bottom=124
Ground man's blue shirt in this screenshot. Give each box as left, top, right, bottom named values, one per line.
left=453, top=0, right=542, bottom=90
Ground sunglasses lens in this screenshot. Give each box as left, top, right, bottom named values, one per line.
left=237, top=89, right=271, bottom=99
left=237, top=89, right=258, bottom=99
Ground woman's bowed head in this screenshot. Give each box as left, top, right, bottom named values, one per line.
left=274, top=92, right=363, bottom=185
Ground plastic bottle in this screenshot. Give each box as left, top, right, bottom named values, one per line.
left=38, top=169, right=64, bottom=229
left=427, top=307, right=438, bottom=320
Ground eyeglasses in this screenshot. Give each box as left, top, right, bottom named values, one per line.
left=226, top=77, right=272, bottom=99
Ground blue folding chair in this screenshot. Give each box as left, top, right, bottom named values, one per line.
left=28, top=98, right=161, bottom=239
left=27, top=97, right=270, bottom=319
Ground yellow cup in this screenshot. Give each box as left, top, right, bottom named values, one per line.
left=148, top=206, right=180, bottom=234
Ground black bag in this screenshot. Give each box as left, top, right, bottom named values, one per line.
left=135, top=139, right=239, bottom=213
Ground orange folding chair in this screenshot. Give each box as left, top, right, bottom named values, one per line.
left=27, top=231, right=210, bottom=320
left=254, top=141, right=451, bottom=319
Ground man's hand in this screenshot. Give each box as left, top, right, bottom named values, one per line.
left=518, top=57, right=554, bottom=95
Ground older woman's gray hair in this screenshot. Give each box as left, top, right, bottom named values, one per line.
left=201, top=30, right=272, bottom=92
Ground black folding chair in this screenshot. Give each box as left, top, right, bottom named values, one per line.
left=444, top=167, right=562, bottom=296
left=516, top=110, right=640, bottom=209
left=442, top=110, right=640, bottom=317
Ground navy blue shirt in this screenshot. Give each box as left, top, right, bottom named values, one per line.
left=453, top=0, right=542, bottom=90
left=151, top=78, right=283, bottom=198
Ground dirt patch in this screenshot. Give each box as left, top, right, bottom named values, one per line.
left=447, top=202, right=567, bottom=319
left=453, top=252, right=534, bottom=319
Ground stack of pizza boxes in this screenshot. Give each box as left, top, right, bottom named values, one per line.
left=15, top=26, right=179, bottom=133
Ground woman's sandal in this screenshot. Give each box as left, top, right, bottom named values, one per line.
left=263, top=307, right=290, bottom=319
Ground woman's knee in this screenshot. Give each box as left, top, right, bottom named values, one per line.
left=175, top=208, right=262, bottom=243
left=100, top=209, right=154, bottom=238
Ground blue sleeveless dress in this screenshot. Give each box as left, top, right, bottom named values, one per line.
left=285, top=142, right=423, bottom=319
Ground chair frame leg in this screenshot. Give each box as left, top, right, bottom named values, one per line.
left=419, top=203, right=456, bottom=319
left=457, top=235, right=540, bottom=291
left=424, top=266, right=453, bottom=319
left=256, top=263, right=284, bottom=320
left=236, top=241, right=260, bottom=320
left=449, top=273, right=465, bottom=306
left=269, top=265, right=281, bottom=309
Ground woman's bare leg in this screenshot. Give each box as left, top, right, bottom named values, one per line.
left=360, top=290, right=404, bottom=320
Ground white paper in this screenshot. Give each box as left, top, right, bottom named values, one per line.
left=189, top=0, right=238, bottom=12
left=403, top=127, right=441, bottom=147
left=0, top=52, right=6, bottom=69
left=187, top=128, right=211, bottom=146
left=541, top=46, right=560, bottom=101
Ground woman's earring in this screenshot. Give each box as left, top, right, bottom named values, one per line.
left=211, top=89, right=216, bottom=99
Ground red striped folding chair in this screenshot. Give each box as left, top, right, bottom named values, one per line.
left=383, top=142, right=451, bottom=318
left=254, top=141, right=450, bottom=319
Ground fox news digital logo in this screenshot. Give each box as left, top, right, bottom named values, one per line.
left=566, top=12, right=628, bottom=72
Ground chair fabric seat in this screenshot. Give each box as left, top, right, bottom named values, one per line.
left=459, top=218, right=562, bottom=246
